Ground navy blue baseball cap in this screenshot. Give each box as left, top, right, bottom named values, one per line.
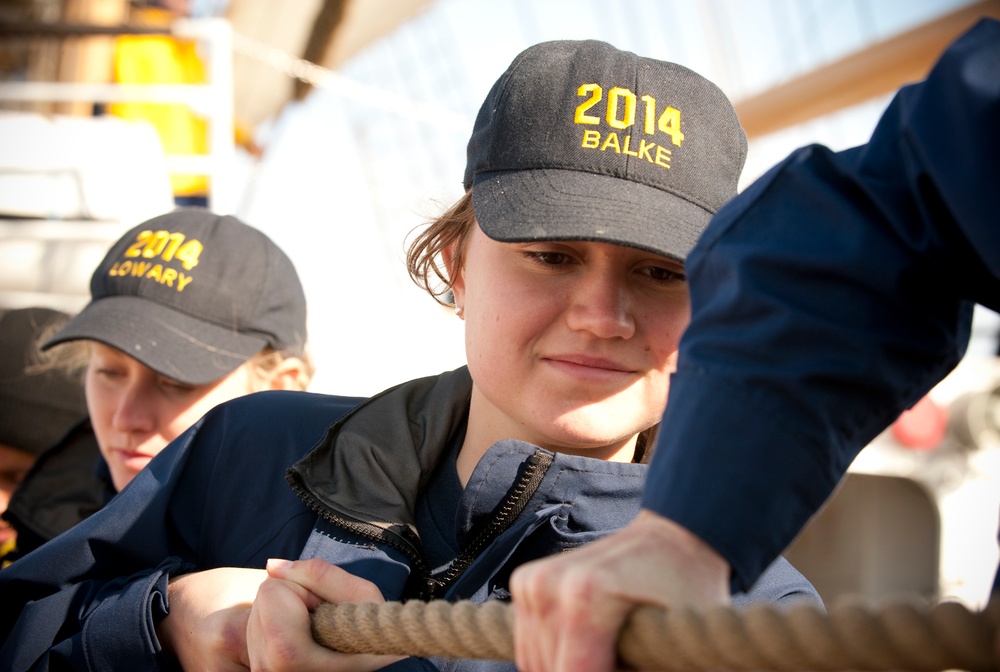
left=465, top=40, right=747, bottom=263
left=43, top=209, right=307, bottom=385
left=0, top=307, right=86, bottom=455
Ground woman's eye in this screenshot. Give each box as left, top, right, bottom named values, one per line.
left=524, top=251, right=572, bottom=266
left=642, top=266, right=686, bottom=285
left=95, top=367, right=124, bottom=379
left=159, top=378, right=196, bottom=394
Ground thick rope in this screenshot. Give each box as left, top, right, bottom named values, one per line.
left=312, top=596, right=1000, bottom=670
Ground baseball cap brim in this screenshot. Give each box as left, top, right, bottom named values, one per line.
left=471, top=167, right=713, bottom=263
left=42, top=295, right=269, bottom=385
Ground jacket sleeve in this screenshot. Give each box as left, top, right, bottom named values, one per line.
left=0, top=426, right=202, bottom=671
left=643, top=18, right=1000, bottom=591
left=0, top=390, right=357, bottom=671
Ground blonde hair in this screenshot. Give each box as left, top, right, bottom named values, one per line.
left=406, top=191, right=477, bottom=307
left=245, top=347, right=313, bottom=392
left=29, top=323, right=89, bottom=382
left=37, top=331, right=313, bottom=393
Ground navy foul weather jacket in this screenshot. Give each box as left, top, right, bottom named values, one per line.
left=0, top=366, right=819, bottom=671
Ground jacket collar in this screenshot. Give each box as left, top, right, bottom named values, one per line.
left=288, top=365, right=648, bottom=544
left=287, top=366, right=473, bottom=530
left=459, top=438, right=647, bottom=546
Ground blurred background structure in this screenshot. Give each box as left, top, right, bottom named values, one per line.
left=2, top=0, right=1000, bottom=613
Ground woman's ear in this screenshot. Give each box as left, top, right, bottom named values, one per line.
left=265, top=357, right=309, bottom=391
left=443, top=241, right=466, bottom=311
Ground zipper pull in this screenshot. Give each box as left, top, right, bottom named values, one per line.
left=422, top=576, right=446, bottom=601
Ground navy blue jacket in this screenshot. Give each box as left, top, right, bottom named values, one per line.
left=644, top=18, right=1000, bottom=591
left=0, top=367, right=819, bottom=671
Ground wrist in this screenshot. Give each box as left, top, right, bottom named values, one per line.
left=633, top=510, right=730, bottom=590
left=154, top=573, right=187, bottom=657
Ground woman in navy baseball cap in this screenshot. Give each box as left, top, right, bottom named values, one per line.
left=1, top=209, right=314, bottom=564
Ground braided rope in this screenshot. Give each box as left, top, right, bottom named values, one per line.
left=312, top=596, right=1000, bottom=670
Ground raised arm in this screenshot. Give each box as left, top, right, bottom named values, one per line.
left=645, top=15, right=998, bottom=590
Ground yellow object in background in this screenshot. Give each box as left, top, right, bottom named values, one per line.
left=109, top=33, right=209, bottom=197
left=1, top=536, right=15, bottom=568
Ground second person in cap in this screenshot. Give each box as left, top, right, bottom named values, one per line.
left=2, top=208, right=315, bottom=562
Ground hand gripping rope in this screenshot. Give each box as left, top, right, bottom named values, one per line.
left=311, top=596, right=1000, bottom=671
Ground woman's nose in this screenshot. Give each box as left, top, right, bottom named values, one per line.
left=564, top=271, right=636, bottom=339
left=111, top=383, right=157, bottom=434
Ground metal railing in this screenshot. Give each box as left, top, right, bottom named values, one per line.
left=0, top=17, right=237, bottom=213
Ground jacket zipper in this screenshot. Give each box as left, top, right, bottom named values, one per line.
left=286, top=470, right=431, bottom=578
left=421, top=449, right=554, bottom=600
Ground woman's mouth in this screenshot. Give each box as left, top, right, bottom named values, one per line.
left=544, top=354, right=636, bottom=380
left=114, top=449, right=154, bottom=472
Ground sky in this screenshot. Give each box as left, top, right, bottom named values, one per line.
left=228, top=0, right=978, bottom=395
